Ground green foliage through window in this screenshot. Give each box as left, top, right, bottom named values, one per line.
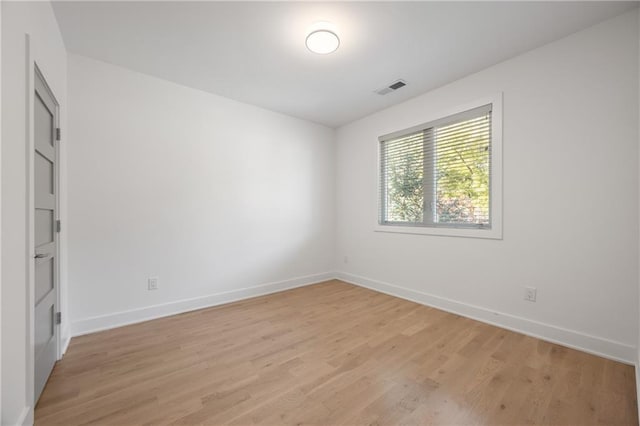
left=380, top=107, right=491, bottom=228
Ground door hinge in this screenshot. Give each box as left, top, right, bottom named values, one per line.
left=56, top=220, right=61, bottom=233
left=55, top=312, right=62, bottom=325
left=56, top=128, right=61, bottom=141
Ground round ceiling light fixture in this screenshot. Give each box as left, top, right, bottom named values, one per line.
left=305, top=22, right=340, bottom=55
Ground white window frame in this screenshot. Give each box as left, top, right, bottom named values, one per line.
left=375, top=93, right=503, bottom=240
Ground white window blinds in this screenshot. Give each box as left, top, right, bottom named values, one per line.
left=379, top=104, right=492, bottom=228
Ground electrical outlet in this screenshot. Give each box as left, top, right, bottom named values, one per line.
left=148, top=277, right=159, bottom=291
left=524, top=286, right=537, bottom=302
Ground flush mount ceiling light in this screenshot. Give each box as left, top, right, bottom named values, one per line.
left=306, top=22, right=340, bottom=55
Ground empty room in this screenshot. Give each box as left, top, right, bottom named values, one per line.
left=2, top=1, right=640, bottom=425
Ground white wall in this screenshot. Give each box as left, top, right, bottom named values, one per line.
left=1, top=1, right=67, bottom=425
left=67, top=54, right=335, bottom=334
left=336, top=10, right=639, bottom=363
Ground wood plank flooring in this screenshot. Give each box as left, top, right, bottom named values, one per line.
left=35, top=280, right=638, bottom=425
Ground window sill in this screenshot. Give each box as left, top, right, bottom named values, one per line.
left=374, top=224, right=502, bottom=240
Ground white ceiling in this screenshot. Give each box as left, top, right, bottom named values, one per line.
left=52, top=1, right=637, bottom=128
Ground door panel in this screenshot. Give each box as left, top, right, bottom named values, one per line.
left=35, top=152, right=54, bottom=197
left=35, top=259, right=54, bottom=304
left=34, top=69, right=59, bottom=402
left=35, top=209, right=54, bottom=246
left=34, top=302, right=54, bottom=358
left=35, top=94, right=53, bottom=148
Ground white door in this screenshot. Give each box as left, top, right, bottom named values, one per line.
left=33, top=68, right=60, bottom=401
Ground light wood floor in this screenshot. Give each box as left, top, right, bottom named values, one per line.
left=36, top=280, right=637, bottom=425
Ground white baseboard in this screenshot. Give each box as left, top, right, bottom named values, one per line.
left=61, top=334, right=71, bottom=356
left=336, top=271, right=636, bottom=365
left=71, top=272, right=335, bottom=337
left=16, top=405, right=32, bottom=426
left=69, top=270, right=635, bottom=365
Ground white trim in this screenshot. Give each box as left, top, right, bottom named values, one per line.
left=69, top=272, right=636, bottom=365
left=374, top=224, right=499, bottom=239
left=336, top=271, right=635, bottom=364
left=636, top=7, right=640, bottom=420
left=376, top=93, right=503, bottom=240
left=25, top=32, right=35, bottom=415
left=71, top=272, right=335, bottom=337
left=61, top=334, right=71, bottom=357
left=0, top=2, right=3, bottom=421
left=15, top=405, right=32, bottom=426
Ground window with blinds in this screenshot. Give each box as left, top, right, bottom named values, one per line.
left=379, top=104, right=493, bottom=229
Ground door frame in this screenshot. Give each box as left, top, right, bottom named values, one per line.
left=26, top=38, right=62, bottom=408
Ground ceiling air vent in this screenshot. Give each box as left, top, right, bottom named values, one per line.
left=375, top=79, right=407, bottom=95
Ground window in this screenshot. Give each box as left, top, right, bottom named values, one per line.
left=377, top=96, right=502, bottom=239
